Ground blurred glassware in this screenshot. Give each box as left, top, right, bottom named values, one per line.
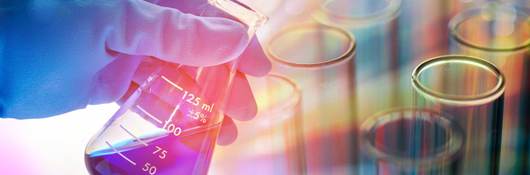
left=314, top=0, right=404, bottom=118
left=267, top=23, right=356, bottom=174
left=360, top=108, right=464, bottom=175
left=209, top=74, right=306, bottom=175
left=448, top=2, right=529, bottom=173
left=412, top=55, right=505, bottom=174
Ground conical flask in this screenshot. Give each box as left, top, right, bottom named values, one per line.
left=84, top=1, right=266, bottom=174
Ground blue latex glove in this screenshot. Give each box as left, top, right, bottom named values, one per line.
left=0, top=0, right=270, bottom=144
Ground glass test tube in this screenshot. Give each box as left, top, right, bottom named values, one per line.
left=314, top=0, right=404, bottom=117
left=266, top=23, right=356, bottom=174
left=209, top=74, right=306, bottom=175
left=412, top=55, right=505, bottom=174
left=448, top=3, right=530, bottom=173
left=397, top=0, right=474, bottom=59
left=360, top=108, right=464, bottom=175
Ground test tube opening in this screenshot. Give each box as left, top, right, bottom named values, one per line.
left=449, top=2, right=530, bottom=52
left=211, top=74, right=306, bottom=174
left=360, top=108, right=464, bottom=169
left=266, top=24, right=356, bottom=69
left=251, top=74, right=302, bottom=126
left=314, top=0, right=402, bottom=26
left=412, top=55, right=505, bottom=106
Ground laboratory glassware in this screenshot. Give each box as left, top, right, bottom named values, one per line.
left=412, top=55, right=505, bottom=174
left=210, top=74, right=306, bottom=175
left=84, top=0, right=267, bottom=174
left=267, top=23, right=356, bottom=174
left=449, top=2, right=529, bottom=173
left=313, top=0, right=405, bottom=118
left=360, top=108, right=464, bottom=175
left=393, top=0, right=473, bottom=58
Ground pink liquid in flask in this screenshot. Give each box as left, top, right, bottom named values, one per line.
left=85, top=124, right=220, bottom=175
left=85, top=1, right=266, bottom=174
left=85, top=65, right=229, bottom=175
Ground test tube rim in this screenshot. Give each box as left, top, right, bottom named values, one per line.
left=411, top=55, right=505, bottom=106
left=252, top=74, right=302, bottom=125
left=360, top=108, right=464, bottom=168
left=449, top=2, right=530, bottom=52
left=266, top=23, right=356, bottom=69
left=313, top=0, right=402, bottom=27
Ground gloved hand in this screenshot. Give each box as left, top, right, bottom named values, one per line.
left=0, top=0, right=270, bottom=145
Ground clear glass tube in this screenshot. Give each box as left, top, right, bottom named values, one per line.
left=209, top=74, right=306, bottom=175
left=448, top=2, right=530, bottom=173
left=360, top=108, right=464, bottom=175
left=396, top=0, right=472, bottom=59
left=313, top=0, right=406, bottom=117
left=412, top=55, right=505, bottom=174
left=313, top=0, right=401, bottom=26
left=84, top=1, right=266, bottom=174
left=266, top=23, right=356, bottom=174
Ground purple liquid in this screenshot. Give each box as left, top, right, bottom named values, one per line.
left=85, top=126, right=220, bottom=175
